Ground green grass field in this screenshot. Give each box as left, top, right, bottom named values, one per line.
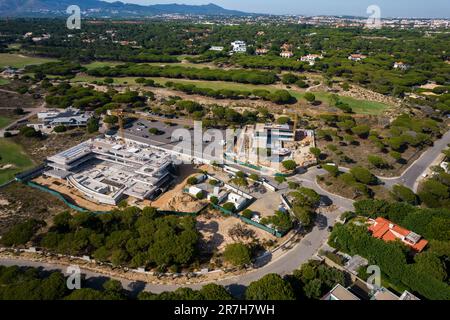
left=0, top=116, right=13, bottom=129
left=0, top=78, right=10, bottom=86
left=0, top=138, right=34, bottom=185
left=0, top=53, right=56, bottom=69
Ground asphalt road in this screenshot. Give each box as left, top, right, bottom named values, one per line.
left=380, top=129, right=450, bottom=192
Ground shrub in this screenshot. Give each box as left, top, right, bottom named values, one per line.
left=187, top=177, right=198, bottom=185
left=242, top=209, right=253, bottom=219
left=222, top=203, right=236, bottom=213
left=223, top=243, right=252, bottom=267
left=53, top=125, right=67, bottom=133
left=282, top=160, right=297, bottom=171
left=0, top=219, right=44, bottom=246
left=196, top=191, right=206, bottom=200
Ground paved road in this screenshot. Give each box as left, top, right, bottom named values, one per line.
left=379, top=129, right=450, bottom=192
left=0, top=101, right=47, bottom=137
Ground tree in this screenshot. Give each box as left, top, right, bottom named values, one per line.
left=87, top=117, right=99, bottom=133
left=304, top=93, right=316, bottom=103
left=293, top=205, right=314, bottom=228
left=282, top=160, right=297, bottom=171
left=350, top=167, right=378, bottom=185
left=368, top=155, right=389, bottom=169
left=53, top=125, right=67, bottom=133
left=310, top=147, right=322, bottom=160
left=245, top=274, right=295, bottom=300
left=291, top=187, right=321, bottom=208
left=261, top=211, right=293, bottom=232
left=209, top=196, right=219, bottom=205
left=323, top=164, right=339, bottom=177
left=391, top=185, right=418, bottom=205
left=352, top=125, right=370, bottom=138
left=276, top=116, right=290, bottom=125
left=196, top=191, right=206, bottom=200
left=249, top=174, right=260, bottom=181
left=222, top=203, right=236, bottom=213
left=275, top=176, right=286, bottom=185
left=241, top=209, right=253, bottom=219
left=187, top=177, right=198, bottom=185
left=199, top=284, right=233, bottom=300
left=1, top=219, right=44, bottom=246
left=223, top=243, right=252, bottom=267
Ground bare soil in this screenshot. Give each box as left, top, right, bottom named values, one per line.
left=0, top=182, right=70, bottom=235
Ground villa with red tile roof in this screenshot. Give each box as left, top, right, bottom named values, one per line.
left=367, top=217, right=428, bottom=252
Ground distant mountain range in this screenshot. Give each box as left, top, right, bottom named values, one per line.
left=0, top=0, right=252, bottom=17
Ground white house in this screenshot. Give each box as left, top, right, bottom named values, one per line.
left=393, top=61, right=410, bottom=70
left=231, top=41, right=247, bottom=53
left=227, top=192, right=248, bottom=211
left=209, top=46, right=224, bottom=52
left=280, top=51, right=294, bottom=58
left=300, top=54, right=323, bottom=65
left=27, top=108, right=93, bottom=133
left=348, top=54, right=367, bottom=62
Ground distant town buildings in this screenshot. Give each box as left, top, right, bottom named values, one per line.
left=231, top=40, right=247, bottom=53
left=367, top=217, right=428, bottom=252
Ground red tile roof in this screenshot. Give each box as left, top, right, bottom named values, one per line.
left=367, top=217, right=428, bottom=252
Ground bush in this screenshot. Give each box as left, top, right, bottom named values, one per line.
left=222, top=203, right=236, bottom=213
left=368, top=155, right=389, bottom=169
left=223, top=243, right=252, bottom=267
left=350, top=167, right=378, bottom=185
left=187, top=177, right=198, bottom=185
left=391, top=185, right=419, bottom=205
left=304, top=93, right=316, bottom=103
left=242, top=209, right=253, bottom=219
left=196, top=191, right=206, bottom=200
left=282, top=160, right=297, bottom=171
left=53, top=125, right=67, bottom=133
left=209, top=196, right=219, bottom=205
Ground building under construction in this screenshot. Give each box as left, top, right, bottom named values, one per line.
left=45, top=137, right=174, bottom=205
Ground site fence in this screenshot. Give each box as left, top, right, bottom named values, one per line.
left=22, top=179, right=207, bottom=217
left=211, top=203, right=287, bottom=238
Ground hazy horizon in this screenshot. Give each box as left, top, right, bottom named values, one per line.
left=102, top=0, right=450, bottom=18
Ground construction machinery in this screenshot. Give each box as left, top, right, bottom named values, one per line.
left=107, top=109, right=194, bottom=144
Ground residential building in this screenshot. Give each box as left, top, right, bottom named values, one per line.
left=300, top=54, right=323, bottom=65
left=280, top=51, right=294, bottom=58
left=322, top=284, right=360, bottom=300
left=209, top=46, right=224, bottom=51
left=231, top=41, right=247, bottom=53
left=348, top=54, right=367, bottom=61
left=367, top=217, right=428, bottom=252
left=255, top=48, right=269, bottom=55
left=27, top=108, right=93, bottom=133
left=394, top=61, right=410, bottom=70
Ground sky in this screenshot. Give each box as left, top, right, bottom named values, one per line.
left=103, top=0, right=450, bottom=18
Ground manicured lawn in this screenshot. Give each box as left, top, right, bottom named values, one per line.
left=0, top=53, right=56, bottom=69
left=0, top=138, right=34, bottom=184
left=0, top=116, right=13, bottom=129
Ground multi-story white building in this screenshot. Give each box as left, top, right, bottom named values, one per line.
left=45, top=138, right=174, bottom=205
